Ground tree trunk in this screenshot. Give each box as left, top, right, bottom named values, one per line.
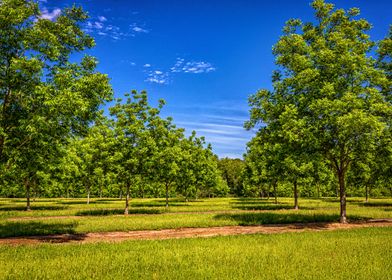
left=87, top=188, right=90, bottom=205
left=119, top=188, right=123, bottom=200
left=165, top=183, right=169, bottom=208
left=273, top=181, right=278, bottom=204
left=124, top=183, right=130, bottom=215
left=25, top=178, right=31, bottom=211
left=267, top=185, right=270, bottom=200
left=365, top=185, right=369, bottom=203
left=317, top=183, right=320, bottom=198
left=294, top=180, right=298, bottom=210
left=338, top=170, right=347, bottom=223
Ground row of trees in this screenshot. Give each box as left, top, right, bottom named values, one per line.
left=243, top=0, right=392, bottom=223
left=0, top=0, right=228, bottom=213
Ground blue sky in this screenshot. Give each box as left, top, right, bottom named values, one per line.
left=40, top=0, right=392, bottom=158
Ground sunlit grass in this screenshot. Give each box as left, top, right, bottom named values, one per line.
left=0, top=197, right=391, bottom=238
left=0, top=227, right=390, bottom=279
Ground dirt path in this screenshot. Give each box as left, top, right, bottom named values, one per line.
left=1, top=219, right=391, bottom=246
left=4, top=210, right=280, bottom=221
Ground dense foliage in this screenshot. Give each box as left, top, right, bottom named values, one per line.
left=244, top=0, right=392, bottom=222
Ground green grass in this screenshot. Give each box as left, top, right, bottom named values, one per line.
left=0, top=227, right=391, bottom=279
left=0, top=197, right=391, bottom=237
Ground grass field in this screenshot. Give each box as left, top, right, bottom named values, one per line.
left=1, top=197, right=392, bottom=237
left=0, top=227, right=391, bottom=279
left=1, top=197, right=391, bottom=279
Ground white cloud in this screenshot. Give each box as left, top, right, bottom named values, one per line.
left=84, top=19, right=126, bottom=40
left=132, top=26, right=149, bottom=33
left=94, top=21, right=103, bottom=29
left=145, top=69, right=169, bottom=84
left=171, top=58, right=216, bottom=74
left=40, top=8, right=61, bottom=21
left=143, top=64, right=151, bottom=67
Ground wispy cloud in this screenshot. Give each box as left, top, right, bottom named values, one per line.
left=84, top=15, right=149, bottom=40
left=84, top=15, right=127, bottom=40
left=98, top=16, right=107, bottom=22
left=162, top=103, right=253, bottom=158
left=144, top=57, right=216, bottom=85
left=131, top=26, right=149, bottom=33
left=171, top=58, right=216, bottom=74
left=145, top=70, right=169, bottom=85
left=40, top=8, right=61, bottom=21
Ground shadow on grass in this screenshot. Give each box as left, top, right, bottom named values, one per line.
left=213, top=212, right=367, bottom=226
left=0, top=205, right=68, bottom=211
left=231, top=200, right=315, bottom=210
left=360, top=202, right=392, bottom=207
left=233, top=205, right=313, bottom=211
left=76, top=208, right=162, bottom=216
left=58, top=200, right=113, bottom=205
left=0, top=221, right=79, bottom=238
left=232, top=200, right=285, bottom=205
left=131, top=202, right=190, bottom=207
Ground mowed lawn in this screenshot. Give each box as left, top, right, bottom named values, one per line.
left=0, top=227, right=391, bottom=280
left=1, top=197, right=392, bottom=237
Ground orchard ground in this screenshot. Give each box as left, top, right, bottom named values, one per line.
left=0, top=197, right=391, bottom=279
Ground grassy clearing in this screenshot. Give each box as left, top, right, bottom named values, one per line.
left=0, top=197, right=391, bottom=237
left=0, top=227, right=391, bottom=279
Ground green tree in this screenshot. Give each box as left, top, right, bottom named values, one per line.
left=246, top=0, right=391, bottom=223
left=0, top=0, right=112, bottom=209
left=110, top=91, right=159, bottom=214
left=218, top=158, right=244, bottom=196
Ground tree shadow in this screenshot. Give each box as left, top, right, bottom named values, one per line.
left=213, top=212, right=367, bottom=226
left=231, top=200, right=315, bottom=210
left=0, top=205, right=68, bottom=211
left=131, top=202, right=189, bottom=207
left=76, top=208, right=161, bottom=216
left=360, top=202, right=392, bottom=207
left=58, top=201, right=112, bottom=205
left=0, top=221, right=79, bottom=238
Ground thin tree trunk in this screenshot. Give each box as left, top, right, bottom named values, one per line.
left=165, top=183, right=169, bottom=208
left=317, top=183, right=320, bottom=198
left=294, top=180, right=298, bottom=210
left=119, top=188, right=123, bottom=200
left=267, top=185, right=270, bottom=200
left=87, top=188, right=90, bottom=205
left=124, top=183, right=130, bottom=215
left=338, top=170, right=347, bottom=223
left=273, top=181, right=278, bottom=204
left=365, top=185, right=369, bottom=203
left=25, top=178, right=31, bottom=211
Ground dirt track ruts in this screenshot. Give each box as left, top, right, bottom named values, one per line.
left=1, top=219, right=391, bottom=246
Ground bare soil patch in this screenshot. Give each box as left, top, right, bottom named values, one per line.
left=1, top=219, right=391, bottom=246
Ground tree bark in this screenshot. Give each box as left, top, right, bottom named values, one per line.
left=273, top=181, right=278, bottom=204
left=267, top=185, right=270, bottom=200
left=294, top=180, right=298, bottom=210
left=317, top=183, right=320, bottom=198
left=165, top=183, right=169, bottom=208
left=124, top=183, right=130, bottom=215
left=87, top=187, right=90, bottom=205
left=25, top=178, right=31, bottom=211
left=365, top=185, right=369, bottom=203
left=338, top=170, right=347, bottom=223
